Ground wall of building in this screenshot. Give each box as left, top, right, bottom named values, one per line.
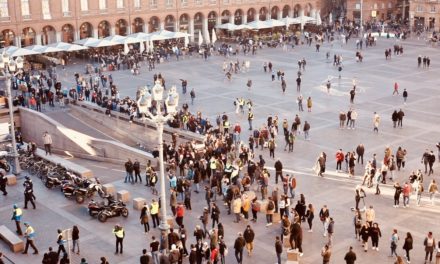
left=0, top=0, right=321, bottom=48
left=346, top=0, right=397, bottom=22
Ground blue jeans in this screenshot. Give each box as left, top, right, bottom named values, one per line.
left=124, top=172, right=133, bottom=183
left=152, top=251, right=159, bottom=264
left=277, top=252, right=281, bottom=264
left=289, top=187, right=296, bottom=199
left=403, top=196, right=409, bottom=206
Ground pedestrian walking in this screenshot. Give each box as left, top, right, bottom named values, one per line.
left=0, top=172, right=7, bottom=195
left=319, top=205, right=330, bottom=237
left=124, top=159, right=134, bottom=184
left=327, top=218, right=335, bottom=246
left=42, top=131, right=52, bottom=155
left=403, top=89, right=408, bottom=104
left=402, top=232, right=413, bottom=263
left=373, top=112, right=380, bottom=133
left=306, top=204, right=314, bottom=232
left=150, top=199, right=160, bottom=228
left=424, top=232, right=436, bottom=263
left=234, top=232, right=245, bottom=264
left=190, top=88, right=195, bottom=105
left=321, top=244, right=331, bottom=264
left=307, top=97, right=312, bottom=112
left=11, top=204, right=23, bottom=235
left=22, top=222, right=38, bottom=254
left=140, top=203, right=150, bottom=233
left=112, top=224, right=125, bottom=254
left=133, top=159, right=141, bottom=183
left=71, top=225, right=80, bottom=254
left=390, top=229, right=399, bottom=257
left=344, top=246, right=357, bottom=264
left=275, top=236, right=283, bottom=264
left=23, top=177, right=36, bottom=210
left=393, top=82, right=399, bottom=95
left=370, top=223, right=382, bottom=251
left=243, top=225, right=255, bottom=256
left=428, top=179, right=438, bottom=205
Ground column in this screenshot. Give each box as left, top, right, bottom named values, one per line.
left=277, top=10, right=282, bottom=20
left=111, top=27, right=116, bottom=36
left=289, top=9, right=293, bottom=18
left=300, top=9, right=304, bottom=17
left=36, top=34, right=42, bottom=45
left=229, top=15, right=235, bottom=24
left=93, top=28, right=98, bottom=38
left=56, top=32, right=62, bottom=42
left=311, top=9, right=316, bottom=18
left=75, top=30, right=80, bottom=41
left=189, top=18, right=194, bottom=42
left=145, top=24, right=149, bottom=33
left=160, top=21, right=165, bottom=30
left=175, top=21, right=179, bottom=32
left=216, top=16, right=221, bottom=26
left=16, top=36, right=21, bottom=48
left=202, top=18, right=209, bottom=42
left=243, top=14, right=248, bottom=24
left=127, top=25, right=132, bottom=35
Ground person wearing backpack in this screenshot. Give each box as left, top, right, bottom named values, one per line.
left=424, top=232, right=436, bottom=263
left=266, top=197, right=275, bottom=227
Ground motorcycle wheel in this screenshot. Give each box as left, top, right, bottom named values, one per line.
left=75, top=194, right=85, bottom=204
left=88, top=210, right=95, bottom=217
left=121, top=208, right=129, bottom=217
left=98, top=212, right=107, bottom=223
left=45, top=181, right=53, bottom=189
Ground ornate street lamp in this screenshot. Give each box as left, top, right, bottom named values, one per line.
left=0, top=53, right=23, bottom=174
left=137, top=81, right=179, bottom=246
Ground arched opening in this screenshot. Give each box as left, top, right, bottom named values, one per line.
left=282, top=5, right=291, bottom=18
left=247, top=8, right=256, bottom=22
left=259, top=7, right=268, bottom=21
left=271, top=6, right=280, bottom=20
left=221, top=10, right=230, bottom=24
left=133, top=17, right=145, bottom=33
left=41, top=25, right=56, bottom=45
left=208, top=11, right=217, bottom=33
left=293, top=4, right=301, bottom=17
left=98, top=20, right=111, bottom=38
left=179, top=14, right=189, bottom=32
left=61, top=24, right=75, bottom=43
left=304, top=3, right=313, bottom=16
left=115, top=19, right=128, bottom=36
left=21, top=27, right=36, bottom=47
left=0, top=29, right=15, bottom=48
left=149, top=16, right=160, bottom=32
left=165, top=15, right=175, bottom=32
left=80, top=22, right=93, bottom=39
left=194, top=12, right=203, bottom=43
left=234, top=9, right=243, bottom=25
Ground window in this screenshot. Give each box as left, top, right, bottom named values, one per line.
left=181, top=0, right=188, bottom=6
left=166, top=0, right=173, bottom=7
left=0, top=0, right=8, bottom=17
left=388, top=2, right=392, bottom=9
left=355, top=3, right=360, bottom=10
left=134, top=0, right=141, bottom=8
left=62, top=0, right=69, bottom=13
left=416, top=5, right=424, bottom=12
left=80, top=0, right=88, bottom=11
left=381, top=3, right=385, bottom=9
left=209, top=0, right=216, bottom=4
left=431, top=5, right=436, bottom=12
left=150, top=0, right=157, bottom=8
left=116, top=0, right=124, bottom=8
left=21, top=0, right=30, bottom=17
left=99, top=0, right=106, bottom=10
left=223, top=0, right=229, bottom=4
left=195, top=0, right=202, bottom=5
left=42, top=0, right=51, bottom=19
left=373, top=3, right=377, bottom=9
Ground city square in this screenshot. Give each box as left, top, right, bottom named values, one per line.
left=0, top=33, right=439, bottom=264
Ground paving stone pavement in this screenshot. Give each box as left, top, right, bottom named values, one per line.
left=1, top=36, right=440, bottom=264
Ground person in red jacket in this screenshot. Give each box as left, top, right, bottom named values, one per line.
left=335, top=149, right=345, bottom=173
left=175, top=203, right=185, bottom=228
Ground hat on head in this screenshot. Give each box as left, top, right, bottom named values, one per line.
left=13, top=204, right=17, bottom=209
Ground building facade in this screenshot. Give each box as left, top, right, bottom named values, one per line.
left=346, top=0, right=397, bottom=22
left=406, top=0, right=440, bottom=31
left=0, top=0, right=321, bottom=48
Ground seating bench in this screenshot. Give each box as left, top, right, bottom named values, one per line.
left=0, top=225, right=24, bottom=253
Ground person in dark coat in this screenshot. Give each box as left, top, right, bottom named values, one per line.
left=275, top=236, right=283, bottom=264
left=402, top=232, right=413, bottom=263
left=140, top=248, right=151, bottom=264
left=344, top=246, right=357, bottom=264
left=234, top=232, right=245, bottom=264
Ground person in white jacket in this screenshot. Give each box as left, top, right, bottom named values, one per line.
left=42, top=131, right=53, bottom=155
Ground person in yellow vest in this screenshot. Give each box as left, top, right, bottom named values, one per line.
left=22, top=222, right=38, bottom=254
left=112, top=224, right=125, bottom=254
left=11, top=204, right=23, bottom=235
left=150, top=199, right=160, bottom=228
